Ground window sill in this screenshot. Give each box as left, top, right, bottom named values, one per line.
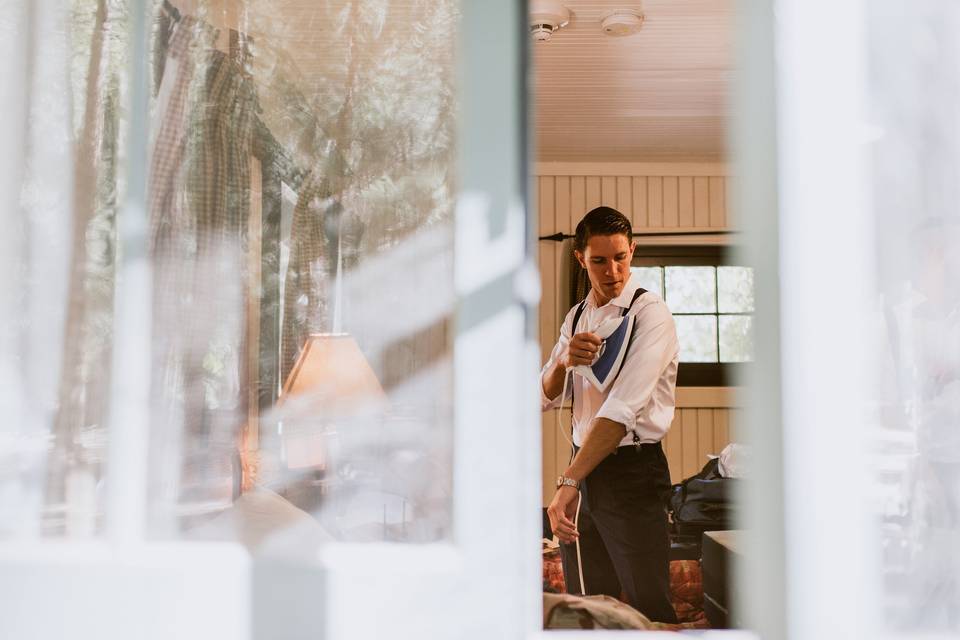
left=676, top=386, right=743, bottom=409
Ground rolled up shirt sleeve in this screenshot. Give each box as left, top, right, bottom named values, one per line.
left=595, top=300, right=678, bottom=440
left=540, top=307, right=575, bottom=411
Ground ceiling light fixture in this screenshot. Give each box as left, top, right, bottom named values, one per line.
left=601, top=8, right=645, bottom=37
left=529, top=0, right=571, bottom=42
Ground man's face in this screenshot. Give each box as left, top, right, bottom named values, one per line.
left=575, top=233, right=636, bottom=304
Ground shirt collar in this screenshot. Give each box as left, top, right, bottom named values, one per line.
left=588, top=273, right=641, bottom=310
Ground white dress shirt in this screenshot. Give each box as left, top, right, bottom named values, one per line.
left=541, top=276, right=679, bottom=447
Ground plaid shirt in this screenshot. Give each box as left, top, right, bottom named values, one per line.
left=149, top=16, right=257, bottom=507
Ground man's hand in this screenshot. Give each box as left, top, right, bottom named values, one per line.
left=564, top=332, right=602, bottom=369
left=547, top=485, right=581, bottom=544
left=542, top=331, right=603, bottom=401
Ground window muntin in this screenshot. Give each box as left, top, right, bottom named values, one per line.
left=631, top=261, right=754, bottom=366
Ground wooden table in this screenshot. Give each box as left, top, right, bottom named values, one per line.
left=701, top=529, right=742, bottom=629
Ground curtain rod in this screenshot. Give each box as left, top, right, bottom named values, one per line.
left=538, top=230, right=737, bottom=241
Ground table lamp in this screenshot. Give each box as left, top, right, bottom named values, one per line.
left=278, top=333, right=385, bottom=470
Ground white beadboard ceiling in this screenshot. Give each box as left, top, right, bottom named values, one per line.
left=532, top=0, right=732, bottom=162
left=177, top=0, right=729, bottom=162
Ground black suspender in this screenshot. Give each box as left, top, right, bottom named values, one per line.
left=569, top=300, right=588, bottom=345
left=568, top=287, right=647, bottom=422
left=570, top=287, right=647, bottom=335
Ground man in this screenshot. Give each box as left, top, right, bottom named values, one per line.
left=541, top=206, right=679, bottom=623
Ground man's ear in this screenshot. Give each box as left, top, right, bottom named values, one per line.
left=574, top=250, right=586, bottom=268
left=628, top=241, right=637, bottom=258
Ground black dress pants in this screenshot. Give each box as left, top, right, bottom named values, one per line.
left=559, top=442, right=677, bottom=624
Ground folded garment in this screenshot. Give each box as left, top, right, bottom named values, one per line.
left=541, top=552, right=710, bottom=629
left=543, top=593, right=654, bottom=630
left=718, top=442, right=751, bottom=478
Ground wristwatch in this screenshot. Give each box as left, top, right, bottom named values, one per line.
left=556, top=475, right=580, bottom=490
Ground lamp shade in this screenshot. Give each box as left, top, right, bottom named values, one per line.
left=281, top=333, right=385, bottom=413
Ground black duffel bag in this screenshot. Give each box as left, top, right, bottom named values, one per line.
left=669, top=457, right=737, bottom=535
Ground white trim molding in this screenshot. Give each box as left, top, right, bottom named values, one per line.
left=535, top=161, right=729, bottom=177
left=676, top=386, right=744, bottom=409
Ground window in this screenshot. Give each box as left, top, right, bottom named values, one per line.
left=631, top=247, right=753, bottom=386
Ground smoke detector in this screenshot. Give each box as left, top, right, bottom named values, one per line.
left=601, top=9, right=645, bottom=37
left=530, top=0, right=571, bottom=42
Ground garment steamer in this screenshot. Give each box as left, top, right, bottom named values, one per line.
left=554, top=311, right=637, bottom=596
left=556, top=370, right=587, bottom=594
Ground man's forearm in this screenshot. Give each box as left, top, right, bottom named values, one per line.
left=542, top=361, right=567, bottom=401
left=563, top=417, right=627, bottom=482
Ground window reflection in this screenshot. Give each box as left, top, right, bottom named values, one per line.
left=150, top=0, right=460, bottom=543
left=869, top=1, right=960, bottom=629
left=4, top=0, right=460, bottom=545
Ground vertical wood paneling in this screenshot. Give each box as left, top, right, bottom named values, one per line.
left=729, top=408, right=741, bottom=442
left=681, top=409, right=699, bottom=478
left=631, top=177, right=648, bottom=228
left=715, top=409, right=730, bottom=452
left=678, top=177, right=695, bottom=227
left=539, top=177, right=558, bottom=505
left=554, top=176, right=572, bottom=327
left=694, top=176, right=710, bottom=228
left=616, top=176, right=632, bottom=221
left=661, top=408, right=734, bottom=484
left=647, top=177, right=664, bottom=227
left=665, top=411, right=683, bottom=483
left=539, top=175, right=556, bottom=272
left=601, top=176, right=617, bottom=207
left=556, top=176, right=572, bottom=234
left=571, top=176, right=586, bottom=223
left=709, top=176, right=726, bottom=228
left=586, top=176, right=601, bottom=210
left=542, top=413, right=556, bottom=505
left=662, top=176, right=679, bottom=227
left=697, top=409, right=715, bottom=467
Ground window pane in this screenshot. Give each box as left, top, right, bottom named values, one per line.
left=718, top=266, right=755, bottom=313
left=868, top=2, right=960, bottom=630
left=630, top=266, right=663, bottom=298
left=719, top=315, right=754, bottom=362
left=0, top=0, right=461, bottom=542
left=665, top=266, right=717, bottom=313
left=675, top=315, right=718, bottom=362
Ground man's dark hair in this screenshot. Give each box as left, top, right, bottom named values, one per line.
left=573, top=206, right=633, bottom=252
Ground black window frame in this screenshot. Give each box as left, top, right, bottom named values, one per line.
left=631, top=245, right=751, bottom=387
